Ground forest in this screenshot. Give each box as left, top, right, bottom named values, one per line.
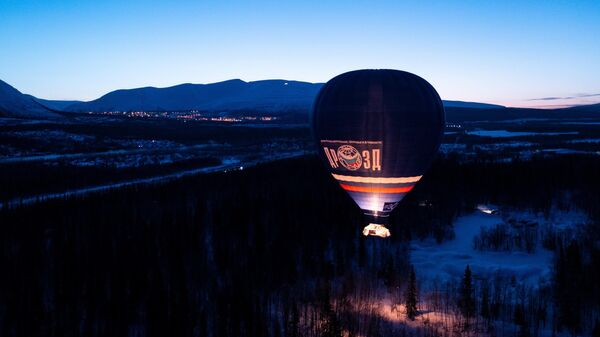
left=1, top=153, right=600, bottom=336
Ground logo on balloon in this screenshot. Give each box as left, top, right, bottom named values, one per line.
left=337, top=145, right=362, bottom=171
left=383, top=202, right=400, bottom=212
left=321, top=140, right=382, bottom=171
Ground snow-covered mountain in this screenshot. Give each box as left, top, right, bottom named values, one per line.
left=65, top=79, right=505, bottom=112
left=0, top=80, right=61, bottom=119
left=66, top=79, right=323, bottom=112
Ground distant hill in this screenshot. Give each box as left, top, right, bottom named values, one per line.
left=442, top=100, right=503, bottom=109
left=65, top=79, right=505, bottom=113
left=561, top=103, right=600, bottom=113
left=444, top=104, right=600, bottom=123
left=0, top=80, right=61, bottom=119
left=28, top=96, right=82, bottom=110
left=66, top=80, right=323, bottom=113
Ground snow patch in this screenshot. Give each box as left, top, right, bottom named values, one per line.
left=466, top=130, right=578, bottom=138
left=411, top=213, right=554, bottom=287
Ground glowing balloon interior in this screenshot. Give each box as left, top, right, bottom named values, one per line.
left=312, top=69, right=445, bottom=237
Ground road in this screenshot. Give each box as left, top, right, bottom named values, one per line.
left=0, top=151, right=306, bottom=209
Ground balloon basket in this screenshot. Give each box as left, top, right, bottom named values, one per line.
left=362, top=224, right=391, bottom=238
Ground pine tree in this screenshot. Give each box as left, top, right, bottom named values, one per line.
left=318, top=280, right=342, bottom=337
left=555, top=240, right=582, bottom=335
left=458, top=265, right=475, bottom=327
left=480, top=280, right=491, bottom=328
left=321, top=301, right=342, bottom=337
left=405, top=265, right=418, bottom=320
left=514, top=305, right=529, bottom=337
left=593, top=318, right=600, bottom=337
left=286, top=303, right=300, bottom=337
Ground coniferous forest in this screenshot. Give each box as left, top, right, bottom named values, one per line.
left=1, top=154, right=600, bottom=336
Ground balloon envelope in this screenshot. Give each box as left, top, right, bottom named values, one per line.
left=312, top=69, right=444, bottom=225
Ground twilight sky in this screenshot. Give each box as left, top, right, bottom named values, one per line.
left=1, top=0, right=599, bottom=108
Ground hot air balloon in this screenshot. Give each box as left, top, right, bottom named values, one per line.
left=312, top=69, right=444, bottom=237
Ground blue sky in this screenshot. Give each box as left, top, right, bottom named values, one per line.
left=1, top=0, right=599, bottom=107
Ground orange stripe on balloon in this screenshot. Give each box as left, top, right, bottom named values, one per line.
left=339, top=184, right=414, bottom=194
left=332, top=173, right=422, bottom=184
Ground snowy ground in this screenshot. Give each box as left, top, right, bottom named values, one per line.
left=466, top=130, right=578, bottom=138
left=473, top=142, right=536, bottom=152
left=567, top=138, right=600, bottom=143
left=410, top=212, right=554, bottom=288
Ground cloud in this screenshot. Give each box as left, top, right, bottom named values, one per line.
left=528, top=93, right=600, bottom=101
left=576, top=93, right=600, bottom=98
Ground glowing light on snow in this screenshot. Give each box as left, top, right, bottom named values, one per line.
left=362, top=224, right=390, bottom=238
left=476, top=204, right=498, bottom=215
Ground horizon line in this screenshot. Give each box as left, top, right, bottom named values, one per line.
left=5, top=77, right=599, bottom=110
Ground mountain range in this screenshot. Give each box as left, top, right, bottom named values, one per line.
left=0, top=78, right=506, bottom=119
left=2, top=78, right=599, bottom=121
left=0, top=79, right=61, bottom=118
left=63, top=79, right=504, bottom=112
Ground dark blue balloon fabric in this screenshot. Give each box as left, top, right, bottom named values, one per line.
left=313, top=69, right=445, bottom=220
